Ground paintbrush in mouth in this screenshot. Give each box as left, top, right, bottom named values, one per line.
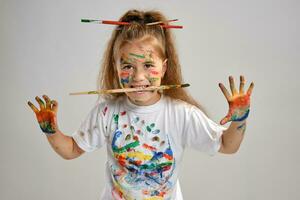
left=69, top=83, right=190, bottom=95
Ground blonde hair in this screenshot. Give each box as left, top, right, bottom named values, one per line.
left=98, top=9, right=204, bottom=111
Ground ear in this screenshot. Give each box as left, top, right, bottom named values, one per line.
left=161, top=59, right=168, bottom=78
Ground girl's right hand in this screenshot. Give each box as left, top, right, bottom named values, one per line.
left=28, top=95, right=58, bottom=134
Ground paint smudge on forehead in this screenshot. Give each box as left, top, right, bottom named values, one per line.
left=129, top=53, right=145, bottom=59
left=123, top=49, right=155, bottom=64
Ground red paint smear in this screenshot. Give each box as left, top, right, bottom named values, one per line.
left=102, top=106, right=108, bottom=116
left=163, top=154, right=173, bottom=160
left=115, top=155, right=126, bottom=167
left=150, top=70, right=160, bottom=76
left=120, top=72, right=130, bottom=78
left=112, top=187, right=124, bottom=199
left=227, top=95, right=250, bottom=115
left=133, top=135, right=139, bottom=141
left=162, top=165, right=171, bottom=171
left=159, top=191, right=167, bottom=197
left=121, top=111, right=126, bottom=116
left=142, top=190, right=150, bottom=195
left=130, top=160, right=142, bottom=166
left=143, top=143, right=157, bottom=151
left=149, top=172, right=157, bottom=176
left=230, top=95, right=250, bottom=108
left=36, top=110, right=56, bottom=123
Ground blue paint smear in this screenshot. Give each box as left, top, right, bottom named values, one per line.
left=234, top=109, right=250, bottom=121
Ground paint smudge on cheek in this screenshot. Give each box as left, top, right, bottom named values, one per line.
left=149, top=70, right=160, bottom=76
left=147, top=70, right=162, bottom=84
left=148, top=77, right=161, bottom=84
left=147, top=73, right=161, bottom=84
left=120, top=71, right=132, bottom=87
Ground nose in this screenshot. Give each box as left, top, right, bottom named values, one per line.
left=132, top=67, right=146, bottom=82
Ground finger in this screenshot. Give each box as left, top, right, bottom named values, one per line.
left=246, top=82, right=254, bottom=96
left=51, top=100, right=58, bottom=113
left=35, top=96, right=45, bottom=110
left=239, top=75, right=245, bottom=94
left=219, top=83, right=231, bottom=101
left=27, top=101, right=39, bottom=114
left=43, top=95, right=51, bottom=109
left=229, top=76, right=238, bottom=96
left=220, top=115, right=231, bottom=125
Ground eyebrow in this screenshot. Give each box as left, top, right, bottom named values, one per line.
left=143, top=60, right=154, bottom=64
left=120, top=58, right=132, bottom=64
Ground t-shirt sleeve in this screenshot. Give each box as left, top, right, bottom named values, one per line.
left=72, top=102, right=109, bottom=152
left=184, top=107, right=227, bottom=155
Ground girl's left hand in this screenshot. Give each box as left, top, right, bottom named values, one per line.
left=219, top=75, right=254, bottom=125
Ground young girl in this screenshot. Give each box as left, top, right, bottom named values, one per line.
left=28, top=9, right=254, bottom=200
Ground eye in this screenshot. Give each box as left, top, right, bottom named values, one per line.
left=121, top=65, right=133, bottom=70
left=144, top=63, right=154, bottom=68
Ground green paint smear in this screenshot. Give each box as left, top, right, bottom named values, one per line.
left=146, top=123, right=155, bottom=132
left=148, top=77, right=160, bottom=83
left=129, top=53, right=145, bottom=59
left=140, top=162, right=173, bottom=170
left=146, top=126, right=151, bottom=132
left=113, top=140, right=140, bottom=153
left=113, top=114, right=119, bottom=124
left=39, top=121, right=56, bottom=134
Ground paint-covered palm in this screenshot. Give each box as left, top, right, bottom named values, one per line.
left=28, top=95, right=58, bottom=134
left=219, top=76, right=254, bottom=125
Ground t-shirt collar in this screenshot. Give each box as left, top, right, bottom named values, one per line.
left=124, top=94, right=165, bottom=113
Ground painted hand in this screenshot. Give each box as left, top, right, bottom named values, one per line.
left=28, top=95, right=58, bottom=134
left=219, top=76, right=254, bottom=125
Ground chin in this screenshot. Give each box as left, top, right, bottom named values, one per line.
left=127, top=91, right=160, bottom=106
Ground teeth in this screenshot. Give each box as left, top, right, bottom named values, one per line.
left=132, top=85, right=148, bottom=89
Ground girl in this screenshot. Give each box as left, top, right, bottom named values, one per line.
left=28, top=9, right=254, bottom=200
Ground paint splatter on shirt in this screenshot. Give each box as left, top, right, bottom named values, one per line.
left=72, top=95, right=226, bottom=200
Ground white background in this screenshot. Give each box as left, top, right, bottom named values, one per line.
left=1, top=0, right=299, bottom=199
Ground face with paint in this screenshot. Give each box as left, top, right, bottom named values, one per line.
left=116, top=36, right=167, bottom=106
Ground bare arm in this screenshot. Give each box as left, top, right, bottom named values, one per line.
left=28, top=95, right=85, bottom=160
left=219, top=120, right=246, bottom=154
left=46, top=130, right=85, bottom=160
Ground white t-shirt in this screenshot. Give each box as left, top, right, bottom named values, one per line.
left=72, top=95, right=226, bottom=200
